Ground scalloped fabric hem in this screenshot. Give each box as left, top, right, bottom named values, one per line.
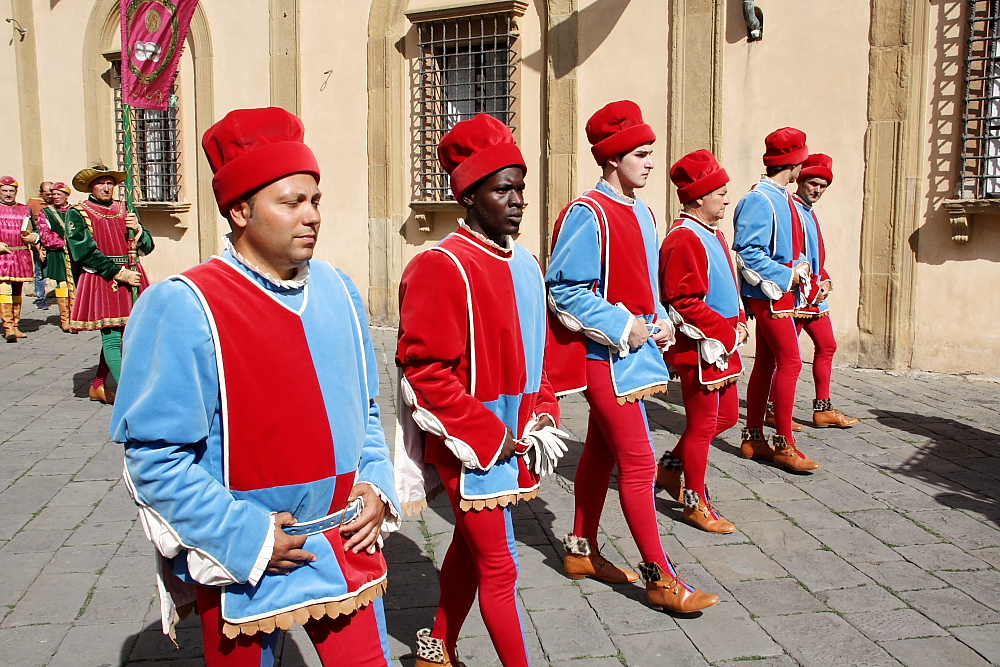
left=221, top=579, right=387, bottom=639
left=459, top=487, right=539, bottom=512
left=793, top=310, right=830, bottom=319
left=615, top=383, right=668, bottom=405
left=400, top=483, right=445, bottom=517
left=704, top=374, right=741, bottom=391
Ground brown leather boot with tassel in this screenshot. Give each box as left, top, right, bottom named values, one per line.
left=563, top=535, right=639, bottom=583
left=1, top=302, right=16, bottom=342
left=740, top=427, right=774, bottom=461
left=640, top=561, right=719, bottom=613
left=682, top=489, right=736, bottom=534
left=655, top=453, right=684, bottom=502
left=812, top=399, right=859, bottom=428
left=56, top=296, right=71, bottom=333
left=765, top=401, right=803, bottom=432
left=772, top=435, right=821, bottom=472
left=414, top=628, right=467, bottom=667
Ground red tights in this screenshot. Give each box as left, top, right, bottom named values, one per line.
left=195, top=585, right=390, bottom=667
left=572, top=358, right=667, bottom=569
left=431, top=460, right=529, bottom=667
left=670, top=365, right=740, bottom=500
left=797, top=315, right=836, bottom=401
left=746, top=298, right=803, bottom=441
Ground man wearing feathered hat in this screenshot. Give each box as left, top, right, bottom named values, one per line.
left=545, top=101, right=719, bottom=613
left=396, top=113, right=567, bottom=667
left=64, top=163, right=153, bottom=403
left=111, top=107, right=400, bottom=666
left=0, top=175, right=38, bottom=341
left=733, top=128, right=821, bottom=472
left=35, top=182, right=76, bottom=332
left=790, top=153, right=859, bottom=428
left=656, top=149, right=746, bottom=535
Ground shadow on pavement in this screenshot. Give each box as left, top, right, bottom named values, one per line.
left=72, top=365, right=99, bottom=399
left=872, top=409, right=1000, bottom=528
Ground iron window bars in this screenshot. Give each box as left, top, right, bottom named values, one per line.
left=112, top=60, right=183, bottom=203
left=414, top=12, right=518, bottom=201
left=961, top=0, right=1000, bottom=198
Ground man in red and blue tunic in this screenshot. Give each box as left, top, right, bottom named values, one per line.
left=396, top=113, right=567, bottom=667
left=657, top=149, right=746, bottom=534
left=546, top=101, right=719, bottom=613
left=733, top=128, right=821, bottom=472
left=792, top=153, right=859, bottom=428
left=112, top=107, right=400, bottom=667
left=0, top=176, right=38, bottom=342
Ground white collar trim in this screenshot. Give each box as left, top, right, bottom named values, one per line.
left=599, top=179, right=636, bottom=205
left=458, top=220, right=512, bottom=253
left=223, top=234, right=309, bottom=289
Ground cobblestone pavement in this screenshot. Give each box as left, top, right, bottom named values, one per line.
left=3, top=306, right=1000, bottom=667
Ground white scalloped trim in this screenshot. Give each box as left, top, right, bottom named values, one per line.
left=399, top=375, right=501, bottom=472
left=668, top=305, right=737, bottom=371
left=546, top=290, right=630, bottom=356
left=735, top=254, right=784, bottom=300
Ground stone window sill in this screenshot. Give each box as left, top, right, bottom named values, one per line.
left=941, top=199, right=1000, bottom=242
left=410, top=200, right=464, bottom=232
left=135, top=201, right=192, bottom=228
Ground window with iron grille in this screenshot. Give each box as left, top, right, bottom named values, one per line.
left=413, top=12, right=519, bottom=201
left=111, top=59, right=183, bottom=203
left=960, top=0, right=1000, bottom=198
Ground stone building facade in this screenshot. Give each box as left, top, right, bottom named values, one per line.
left=2, top=0, right=998, bottom=373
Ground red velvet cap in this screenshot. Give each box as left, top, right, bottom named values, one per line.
left=670, top=149, right=730, bottom=203
left=763, top=127, right=808, bottom=167
left=797, top=153, right=833, bottom=184
left=438, top=114, right=526, bottom=201
left=586, top=101, right=656, bottom=166
left=0, top=176, right=18, bottom=188
left=202, top=107, right=320, bottom=216
left=52, top=182, right=71, bottom=194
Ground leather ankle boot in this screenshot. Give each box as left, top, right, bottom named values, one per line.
left=56, top=296, right=71, bottom=332
left=414, top=628, right=465, bottom=667
left=740, top=427, right=774, bottom=461
left=812, top=399, right=859, bottom=428
left=655, top=454, right=684, bottom=502
left=765, top=401, right=803, bottom=431
left=772, top=435, right=821, bottom=471
left=563, top=535, right=639, bottom=583
left=683, top=489, right=736, bottom=534
left=640, top=561, right=719, bottom=613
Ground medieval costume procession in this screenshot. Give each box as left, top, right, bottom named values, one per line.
left=8, top=1, right=1000, bottom=667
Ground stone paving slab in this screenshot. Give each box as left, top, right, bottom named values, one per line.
left=2, top=309, right=1000, bottom=666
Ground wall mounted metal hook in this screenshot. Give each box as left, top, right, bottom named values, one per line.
left=5, top=18, right=27, bottom=42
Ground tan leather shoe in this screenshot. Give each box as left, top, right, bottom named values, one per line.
left=655, top=454, right=684, bottom=502
left=89, top=385, right=115, bottom=405
left=772, top=435, right=821, bottom=472
left=812, top=399, right=859, bottom=427
left=683, top=489, right=736, bottom=534
left=740, top=427, right=774, bottom=461
left=414, top=628, right=466, bottom=667
left=640, top=561, right=720, bottom=613
left=765, top=403, right=803, bottom=432
left=563, top=535, right=639, bottom=583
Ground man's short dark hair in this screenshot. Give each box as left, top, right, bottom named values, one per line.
left=766, top=165, right=796, bottom=177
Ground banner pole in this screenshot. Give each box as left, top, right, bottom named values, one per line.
left=121, top=101, right=140, bottom=302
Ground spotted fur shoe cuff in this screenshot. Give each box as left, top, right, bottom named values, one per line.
left=639, top=562, right=663, bottom=583
left=659, top=453, right=683, bottom=470
left=813, top=398, right=832, bottom=412
left=772, top=434, right=791, bottom=450
left=416, top=629, right=446, bottom=665
left=742, top=427, right=765, bottom=441
left=683, top=488, right=701, bottom=508
left=563, top=534, right=592, bottom=556
left=767, top=401, right=775, bottom=413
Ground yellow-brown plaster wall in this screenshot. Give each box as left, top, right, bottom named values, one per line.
left=575, top=0, right=669, bottom=227
left=720, top=0, right=870, bottom=367
left=0, top=5, right=25, bottom=188
left=911, top=0, right=1000, bottom=373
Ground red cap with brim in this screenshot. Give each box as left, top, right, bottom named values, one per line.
left=202, top=107, right=320, bottom=216
left=670, top=149, right=730, bottom=203
left=763, top=127, right=808, bottom=167
left=439, top=114, right=527, bottom=201
left=0, top=176, right=17, bottom=188
left=797, top=153, right=833, bottom=184
left=587, top=101, right=656, bottom=166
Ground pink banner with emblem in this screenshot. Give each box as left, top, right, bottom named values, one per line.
left=120, top=0, right=199, bottom=110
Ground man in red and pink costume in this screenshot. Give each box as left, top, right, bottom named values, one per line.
left=0, top=176, right=38, bottom=342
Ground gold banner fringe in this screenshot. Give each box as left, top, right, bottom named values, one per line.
left=616, top=383, right=669, bottom=405
left=770, top=312, right=796, bottom=319
left=459, top=487, right=539, bottom=512
left=221, top=579, right=387, bottom=639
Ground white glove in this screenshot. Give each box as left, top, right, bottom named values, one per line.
left=519, top=422, right=569, bottom=477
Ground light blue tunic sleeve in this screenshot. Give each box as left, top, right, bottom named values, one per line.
left=336, top=270, right=401, bottom=517
left=732, top=190, right=795, bottom=292
left=111, top=278, right=273, bottom=584
left=545, top=203, right=632, bottom=348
